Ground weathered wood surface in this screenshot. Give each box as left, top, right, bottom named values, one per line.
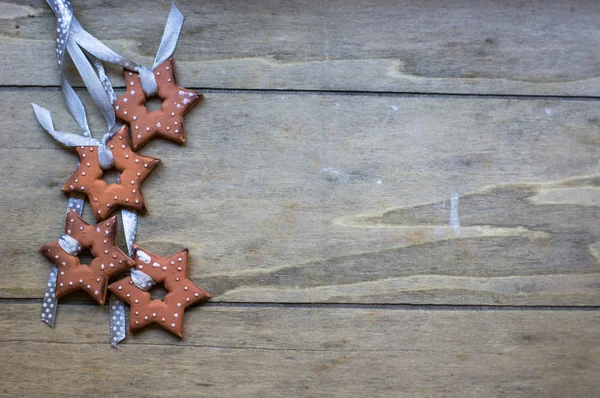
left=1, top=303, right=598, bottom=397
left=1, top=0, right=600, bottom=95
left=1, top=91, right=599, bottom=304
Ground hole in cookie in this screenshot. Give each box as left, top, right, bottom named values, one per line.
left=78, top=250, right=95, bottom=266
left=102, top=169, right=120, bottom=185
left=149, top=283, right=168, bottom=301
left=146, top=97, right=163, bottom=113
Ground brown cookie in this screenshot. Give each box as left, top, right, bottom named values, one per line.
left=61, top=126, right=160, bottom=221
left=40, top=209, right=134, bottom=304
left=113, top=58, right=203, bottom=151
left=108, top=245, right=210, bottom=338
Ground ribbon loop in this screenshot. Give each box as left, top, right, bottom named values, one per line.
left=32, top=104, right=101, bottom=147
left=97, top=143, right=115, bottom=170
left=153, top=3, right=184, bottom=69
left=139, top=66, right=159, bottom=96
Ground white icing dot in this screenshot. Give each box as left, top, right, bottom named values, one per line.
left=152, top=313, right=156, bottom=317
left=152, top=262, right=160, bottom=268
left=135, top=299, right=139, bottom=303
left=178, top=258, right=182, bottom=262
left=184, top=286, right=188, bottom=291
left=174, top=313, right=178, bottom=318
left=162, top=318, right=166, bottom=322
left=171, top=323, right=176, bottom=327
left=195, top=292, right=200, bottom=297
left=162, top=266, right=167, bottom=271
left=115, top=105, right=120, bottom=110
left=126, top=293, right=131, bottom=298
left=118, top=286, right=122, bottom=290
left=133, top=116, right=137, bottom=121
left=130, top=90, right=135, bottom=95
left=177, top=303, right=181, bottom=307
left=123, top=98, right=128, bottom=103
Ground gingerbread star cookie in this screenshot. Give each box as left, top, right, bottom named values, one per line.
left=108, top=245, right=210, bottom=338
left=62, top=125, right=160, bottom=221
left=113, top=58, right=202, bottom=151
left=41, top=209, right=134, bottom=304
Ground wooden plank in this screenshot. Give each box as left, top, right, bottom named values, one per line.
left=1, top=0, right=599, bottom=95
left=0, top=303, right=598, bottom=397
left=1, top=91, right=599, bottom=304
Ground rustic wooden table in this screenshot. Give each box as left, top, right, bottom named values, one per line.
left=1, top=0, right=599, bottom=396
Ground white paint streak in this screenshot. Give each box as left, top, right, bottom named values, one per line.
left=136, top=250, right=151, bottom=264
left=320, top=167, right=350, bottom=183
left=376, top=179, right=383, bottom=185
left=545, top=108, right=553, bottom=116
left=449, top=192, right=460, bottom=236
left=391, top=105, right=399, bottom=111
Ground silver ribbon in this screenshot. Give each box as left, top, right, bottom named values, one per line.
left=31, top=104, right=115, bottom=170
left=48, top=1, right=184, bottom=97
left=131, top=269, right=156, bottom=291
left=109, top=294, right=126, bottom=348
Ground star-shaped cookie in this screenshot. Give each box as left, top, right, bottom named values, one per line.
left=113, top=58, right=203, bottom=151
left=108, top=245, right=210, bottom=338
left=40, top=209, right=134, bottom=304
left=62, top=125, right=160, bottom=221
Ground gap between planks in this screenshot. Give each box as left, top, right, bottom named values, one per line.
left=1, top=85, right=600, bottom=101
left=2, top=298, right=599, bottom=312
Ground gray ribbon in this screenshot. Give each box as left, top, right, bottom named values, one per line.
left=109, top=294, right=126, bottom=348
left=31, top=104, right=115, bottom=170
left=131, top=269, right=156, bottom=291
left=49, top=1, right=184, bottom=97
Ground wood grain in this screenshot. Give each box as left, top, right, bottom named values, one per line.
left=1, top=91, right=599, bottom=304
left=0, top=303, right=598, bottom=397
left=1, top=0, right=599, bottom=95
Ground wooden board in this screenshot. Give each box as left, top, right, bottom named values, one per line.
left=1, top=0, right=599, bottom=95
left=1, top=303, right=599, bottom=397
left=1, top=91, right=599, bottom=305
left=1, top=1, right=599, bottom=396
